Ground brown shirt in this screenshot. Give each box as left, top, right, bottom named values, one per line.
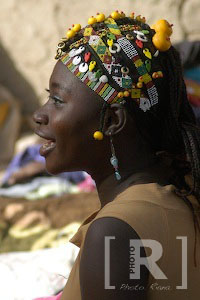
left=61, top=183, right=200, bottom=299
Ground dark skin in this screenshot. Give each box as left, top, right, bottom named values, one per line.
left=34, top=61, right=171, bottom=300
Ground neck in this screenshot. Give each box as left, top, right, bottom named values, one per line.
left=91, top=158, right=170, bottom=208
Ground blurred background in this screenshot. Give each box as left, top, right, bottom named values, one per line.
left=0, top=0, right=200, bottom=299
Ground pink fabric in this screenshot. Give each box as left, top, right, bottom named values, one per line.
left=33, top=291, right=62, bottom=300
left=78, top=174, right=96, bottom=192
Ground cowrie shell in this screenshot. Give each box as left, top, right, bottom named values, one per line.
left=154, top=50, right=159, bottom=57
left=99, top=75, right=108, bottom=83
left=69, top=48, right=77, bottom=57
left=137, top=34, right=148, bottom=42
left=79, top=62, right=88, bottom=73
left=139, top=97, right=151, bottom=112
left=76, top=46, right=85, bottom=55
left=72, top=55, right=82, bottom=65
left=134, top=30, right=148, bottom=42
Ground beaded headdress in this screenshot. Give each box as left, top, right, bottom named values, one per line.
left=55, top=11, right=173, bottom=139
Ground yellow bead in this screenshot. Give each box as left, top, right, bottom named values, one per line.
left=138, top=76, right=144, bottom=82
left=152, top=72, right=158, bottom=79
left=141, top=16, right=146, bottom=23
left=72, top=24, right=81, bottom=32
left=96, top=13, right=105, bottom=22
left=157, top=71, right=163, bottom=78
left=118, top=92, right=124, bottom=98
left=111, top=11, right=121, bottom=20
left=120, top=11, right=126, bottom=18
left=152, top=19, right=173, bottom=36
left=136, top=15, right=142, bottom=22
left=66, top=29, right=75, bottom=39
left=89, top=61, right=96, bottom=71
left=152, top=32, right=171, bottom=51
left=88, top=16, right=97, bottom=25
left=137, top=82, right=143, bottom=88
left=93, top=131, right=103, bottom=140
left=107, top=39, right=113, bottom=47
left=123, top=91, right=130, bottom=97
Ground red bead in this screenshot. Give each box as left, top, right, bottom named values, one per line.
left=84, top=52, right=91, bottom=63
left=136, top=39, right=143, bottom=48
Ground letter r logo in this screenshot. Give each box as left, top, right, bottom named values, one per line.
left=129, top=239, right=167, bottom=280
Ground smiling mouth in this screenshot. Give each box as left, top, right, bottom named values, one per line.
left=40, top=139, right=56, bottom=157
left=35, top=130, right=56, bottom=157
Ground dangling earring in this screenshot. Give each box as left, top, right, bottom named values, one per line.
left=109, top=132, right=121, bottom=180
left=93, top=102, right=109, bottom=140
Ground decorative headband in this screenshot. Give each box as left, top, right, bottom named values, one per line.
left=55, top=11, right=173, bottom=140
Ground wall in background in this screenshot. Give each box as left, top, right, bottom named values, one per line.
left=1, top=0, right=200, bottom=104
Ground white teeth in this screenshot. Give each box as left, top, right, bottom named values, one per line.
left=42, top=141, right=55, bottom=149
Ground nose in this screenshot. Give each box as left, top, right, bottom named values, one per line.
left=33, top=108, right=49, bottom=125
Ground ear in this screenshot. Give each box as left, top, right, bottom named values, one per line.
left=103, top=103, right=127, bottom=136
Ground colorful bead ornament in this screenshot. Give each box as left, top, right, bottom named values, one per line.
left=123, top=91, right=130, bottom=97
left=107, top=39, right=114, bottom=47
left=152, top=71, right=163, bottom=78
left=120, top=11, right=126, bottom=18
left=56, top=11, right=170, bottom=144
left=111, top=10, right=121, bottom=20
left=151, top=19, right=173, bottom=51
left=89, top=61, right=96, bottom=71
left=66, top=29, right=75, bottom=39
left=96, top=13, right=105, bottom=22
left=88, top=16, right=97, bottom=25
left=72, top=24, right=81, bottom=32
left=110, top=133, right=121, bottom=180
left=93, top=131, right=104, bottom=140
left=143, top=48, right=152, bottom=59
left=126, top=34, right=134, bottom=40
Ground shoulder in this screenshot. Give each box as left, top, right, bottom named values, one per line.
left=83, top=216, right=144, bottom=243
left=80, top=217, right=149, bottom=300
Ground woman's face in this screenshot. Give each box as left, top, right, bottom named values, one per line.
left=33, top=60, right=104, bottom=175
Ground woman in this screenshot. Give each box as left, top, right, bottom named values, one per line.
left=34, top=11, right=200, bottom=300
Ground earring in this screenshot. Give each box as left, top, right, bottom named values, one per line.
left=109, top=132, right=121, bottom=180
left=93, top=102, right=109, bottom=140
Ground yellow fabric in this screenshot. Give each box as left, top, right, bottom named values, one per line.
left=0, top=102, right=10, bottom=127
left=61, top=183, right=200, bottom=300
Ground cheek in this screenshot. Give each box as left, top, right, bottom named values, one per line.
left=52, top=110, right=97, bottom=157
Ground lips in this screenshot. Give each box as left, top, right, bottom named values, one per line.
left=40, top=140, right=56, bottom=157
left=35, top=130, right=56, bottom=157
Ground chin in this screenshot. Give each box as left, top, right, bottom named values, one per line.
left=45, top=157, right=79, bottom=175
left=45, top=160, right=66, bottom=175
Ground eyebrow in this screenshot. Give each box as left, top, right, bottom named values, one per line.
left=51, top=82, right=66, bottom=91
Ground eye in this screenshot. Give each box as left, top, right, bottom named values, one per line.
left=45, top=89, right=63, bottom=105
left=48, top=95, right=63, bottom=106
